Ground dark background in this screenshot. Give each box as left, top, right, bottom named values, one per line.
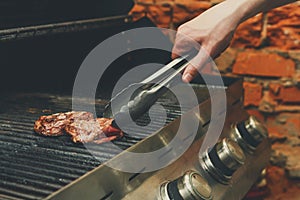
left=0, top=0, right=173, bottom=97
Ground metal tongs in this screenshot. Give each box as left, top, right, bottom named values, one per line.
left=103, top=55, right=191, bottom=129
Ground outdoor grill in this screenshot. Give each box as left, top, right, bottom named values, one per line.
left=0, top=1, right=271, bottom=200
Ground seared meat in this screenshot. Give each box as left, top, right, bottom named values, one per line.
left=96, top=118, right=121, bottom=133
left=34, top=111, right=123, bottom=144
left=34, top=111, right=94, bottom=136
left=65, top=118, right=123, bottom=144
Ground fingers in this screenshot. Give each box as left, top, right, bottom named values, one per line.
left=172, top=28, right=197, bottom=60
left=182, top=65, right=197, bottom=83
left=171, top=39, right=193, bottom=60
left=182, top=48, right=210, bottom=83
left=171, top=25, right=212, bottom=82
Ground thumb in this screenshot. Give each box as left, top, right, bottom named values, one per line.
left=182, top=48, right=210, bottom=83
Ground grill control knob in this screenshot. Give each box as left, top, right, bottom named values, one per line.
left=202, top=138, right=245, bottom=184
left=159, top=171, right=212, bottom=200
left=231, top=116, right=268, bottom=152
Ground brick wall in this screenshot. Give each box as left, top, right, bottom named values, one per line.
left=130, top=0, right=300, bottom=198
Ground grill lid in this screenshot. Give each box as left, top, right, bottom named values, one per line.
left=0, top=0, right=134, bottom=29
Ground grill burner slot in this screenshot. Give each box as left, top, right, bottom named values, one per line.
left=231, top=99, right=241, bottom=106
left=128, top=167, right=146, bottom=182
left=202, top=120, right=210, bottom=128
left=100, top=191, right=114, bottom=200
left=159, top=148, right=174, bottom=159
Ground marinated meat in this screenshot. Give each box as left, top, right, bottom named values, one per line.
left=65, top=118, right=123, bottom=144
left=34, top=111, right=94, bottom=136
left=34, top=111, right=123, bottom=144
left=96, top=118, right=121, bottom=133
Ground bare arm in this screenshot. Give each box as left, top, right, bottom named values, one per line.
left=172, top=0, right=297, bottom=82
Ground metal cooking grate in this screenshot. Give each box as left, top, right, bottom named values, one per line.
left=0, top=92, right=189, bottom=200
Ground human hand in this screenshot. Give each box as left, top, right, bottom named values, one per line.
left=172, top=0, right=297, bottom=82
left=172, top=1, right=241, bottom=82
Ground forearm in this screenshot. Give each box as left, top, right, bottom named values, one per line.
left=186, top=0, right=297, bottom=34
left=227, top=0, right=297, bottom=25
left=173, top=0, right=298, bottom=82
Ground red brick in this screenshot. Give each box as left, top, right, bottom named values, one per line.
left=269, top=83, right=281, bottom=95
left=147, top=4, right=173, bottom=28
left=231, top=13, right=263, bottom=48
left=267, top=3, right=300, bottom=50
left=243, top=82, right=263, bottom=107
left=268, top=129, right=287, bottom=143
left=129, top=4, right=147, bottom=21
left=210, top=0, right=224, bottom=3
left=232, top=3, right=300, bottom=50
left=265, top=165, right=300, bottom=200
left=288, top=50, right=300, bottom=62
left=174, top=0, right=210, bottom=4
left=246, top=109, right=265, bottom=122
left=214, top=48, right=237, bottom=73
left=258, top=91, right=278, bottom=113
left=271, top=143, right=300, bottom=179
left=232, top=52, right=295, bottom=77
left=275, top=105, right=300, bottom=112
left=135, top=0, right=155, bottom=4
left=173, top=1, right=212, bottom=25
left=266, top=113, right=300, bottom=137
left=259, top=91, right=300, bottom=112
left=295, top=72, right=300, bottom=84
left=270, top=85, right=300, bottom=103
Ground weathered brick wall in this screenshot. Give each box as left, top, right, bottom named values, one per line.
left=130, top=0, right=215, bottom=28
left=130, top=0, right=300, bottom=197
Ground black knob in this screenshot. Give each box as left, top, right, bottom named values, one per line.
left=202, top=138, right=245, bottom=184
left=231, top=116, right=268, bottom=152
left=159, top=171, right=212, bottom=200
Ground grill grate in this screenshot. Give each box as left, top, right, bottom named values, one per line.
left=0, top=92, right=188, bottom=199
